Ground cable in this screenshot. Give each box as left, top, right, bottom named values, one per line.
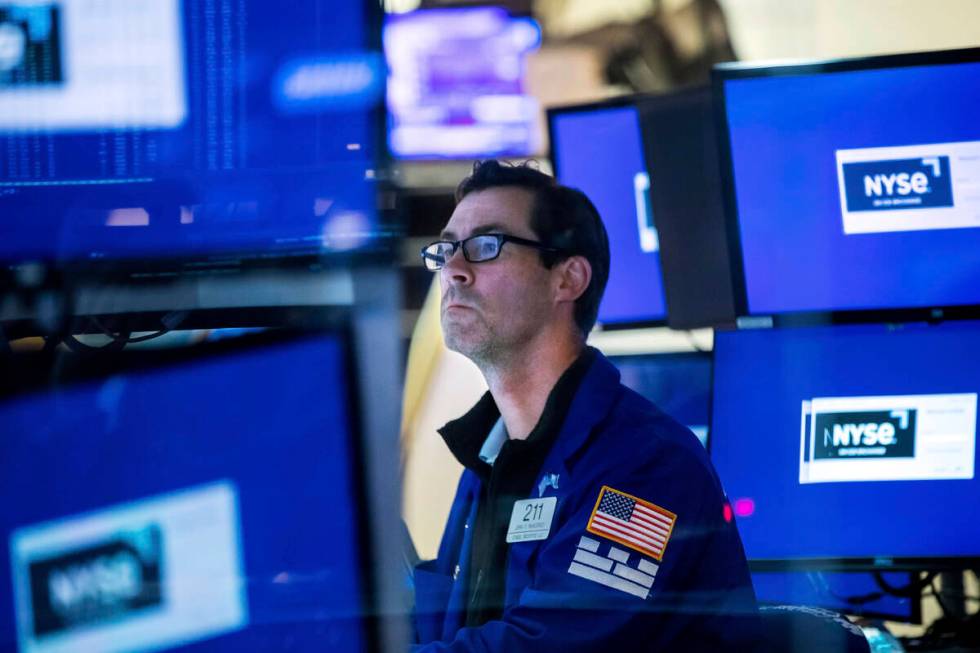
left=59, top=328, right=170, bottom=351
left=873, top=570, right=937, bottom=598
left=931, top=574, right=954, bottom=618
left=46, top=310, right=189, bottom=352
left=830, top=588, right=887, bottom=607
left=923, top=588, right=980, bottom=604
left=61, top=333, right=129, bottom=353
left=90, top=314, right=186, bottom=344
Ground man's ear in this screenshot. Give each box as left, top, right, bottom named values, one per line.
left=554, top=255, right=592, bottom=304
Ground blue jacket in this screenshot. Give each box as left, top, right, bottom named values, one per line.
left=412, top=352, right=758, bottom=652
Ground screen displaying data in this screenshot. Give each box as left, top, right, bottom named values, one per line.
left=721, top=57, right=980, bottom=315
left=711, top=321, right=980, bottom=565
left=0, top=334, right=370, bottom=652
left=550, top=104, right=667, bottom=325
left=385, top=7, right=541, bottom=159
left=0, top=1, right=384, bottom=262
left=612, top=353, right=711, bottom=446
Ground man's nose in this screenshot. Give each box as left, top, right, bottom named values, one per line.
left=441, top=245, right=474, bottom=286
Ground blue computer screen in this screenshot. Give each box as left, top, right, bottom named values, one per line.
left=551, top=105, right=667, bottom=325
left=711, top=321, right=980, bottom=563
left=0, top=1, right=383, bottom=262
left=0, top=334, right=369, bottom=651
left=612, top=353, right=711, bottom=447
left=752, top=571, right=918, bottom=622
left=722, top=59, right=980, bottom=315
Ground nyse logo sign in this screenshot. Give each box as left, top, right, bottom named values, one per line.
left=813, top=409, right=916, bottom=459
left=842, top=156, right=953, bottom=212
left=27, top=525, right=164, bottom=637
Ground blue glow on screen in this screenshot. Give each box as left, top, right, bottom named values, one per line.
left=711, top=321, right=980, bottom=562
left=552, top=106, right=667, bottom=324
left=753, top=571, right=916, bottom=621
left=0, top=0, right=382, bottom=262
left=612, top=353, right=711, bottom=445
left=0, top=335, right=367, bottom=651
left=724, top=61, right=980, bottom=314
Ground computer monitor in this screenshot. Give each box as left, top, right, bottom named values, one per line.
left=548, top=100, right=667, bottom=326
left=0, top=332, right=377, bottom=652
left=611, top=352, right=711, bottom=447
left=714, top=47, right=980, bottom=321
left=384, top=7, right=541, bottom=159
left=752, top=571, right=921, bottom=623
left=0, top=1, right=386, bottom=264
left=638, top=87, right=736, bottom=330
left=710, top=321, right=980, bottom=569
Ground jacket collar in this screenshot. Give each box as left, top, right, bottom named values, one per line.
left=438, top=347, right=602, bottom=476
left=438, top=348, right=621, bottom=485
left=534, top=349, right=622, bottom=490
left=439, top=391, right=498, bottom=476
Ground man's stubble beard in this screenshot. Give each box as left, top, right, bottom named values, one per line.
left=442, top=309, right=530, bottom=370
left=443, top=312, right=499, bottom=368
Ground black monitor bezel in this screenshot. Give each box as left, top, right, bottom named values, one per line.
left=0, top=327, right=384, bottom=653
left=707, top=322, right=980, bottom=574
left=546, top=95, right=669, bottom=330
left=711, top=46, right=980, bottom=328
left=634, top=85, right=738, bottom=330
left=747, top=555, right=980, bottom=574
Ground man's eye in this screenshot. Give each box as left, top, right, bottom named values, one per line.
left=477, top=238, right=499, bottom=257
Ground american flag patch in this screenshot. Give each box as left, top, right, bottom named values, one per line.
left=586, top=486, right=676, bottom=561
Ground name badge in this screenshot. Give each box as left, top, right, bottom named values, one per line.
left=506, top=497, right=558, bottom=543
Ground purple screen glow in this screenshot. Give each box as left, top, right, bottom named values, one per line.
left=384, top=8, right=541, bottom=159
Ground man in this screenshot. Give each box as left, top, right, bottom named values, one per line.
left=412, top=161, right=757, bottom=651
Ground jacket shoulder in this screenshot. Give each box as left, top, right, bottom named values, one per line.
left=581, top=384, right=722, bottom=494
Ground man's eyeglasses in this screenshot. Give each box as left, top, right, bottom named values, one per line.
left=421, top=233, right=562, bottom=271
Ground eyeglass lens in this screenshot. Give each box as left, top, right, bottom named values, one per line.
left=424, top=235, right=503, bottom=270
left=463, top=235, right=500, bottom=262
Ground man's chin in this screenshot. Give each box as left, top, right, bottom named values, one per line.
left=441, top=311, right=476, bottom=335
left=443, top=325, right=487, bottom=360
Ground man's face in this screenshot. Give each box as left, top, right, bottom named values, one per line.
left=439, top=187, right=557, bottom=365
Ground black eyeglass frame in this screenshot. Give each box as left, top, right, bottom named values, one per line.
left=420, top=233, right=563, bottom=271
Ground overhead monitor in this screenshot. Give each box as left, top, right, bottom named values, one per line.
left=549, top=100, right=667, bottom=326
left=715, top=47, right=980, bottom=321
left=0, top=1, right=386, bottom=265
left=638, top=87, right=736, bottom=330
left=0, top=332, right=377, bottom=652
left=710, top=321, right=980, bottom=569
left=384, top=7, right=541, bottom=159
left=752, top=571, right=921, bottom=623
left=611, top=352, right=711, bottom=447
